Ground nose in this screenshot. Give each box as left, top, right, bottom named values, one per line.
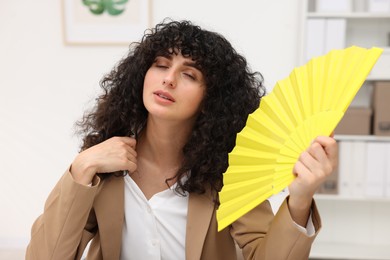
left=162, top=70, right=176, bottom=88
left=163, top=79, right=174, bottom=88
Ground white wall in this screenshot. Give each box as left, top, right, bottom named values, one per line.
left=0, top=0, right=302, bottom=252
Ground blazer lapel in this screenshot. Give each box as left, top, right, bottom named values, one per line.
left=186, top=188, right=216, bottom=260
left=93, top=176, right=125, bottom=260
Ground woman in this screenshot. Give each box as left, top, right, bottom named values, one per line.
left=26, top=20, right=338, bottom=260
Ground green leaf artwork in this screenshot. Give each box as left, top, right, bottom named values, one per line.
left=82, top=0, right=129, bottom=16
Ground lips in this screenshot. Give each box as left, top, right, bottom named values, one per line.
left=153, top=90, right=175, bottom=102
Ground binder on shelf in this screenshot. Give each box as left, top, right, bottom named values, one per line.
left=351, top=141, right=367, bottom=197
left=316, top=0, right=352, bottom=12
left=305, top=18, right=346, bottom=62
left=365, top=142, right=387, bottom=197
left=337, top=141, right=369, bottom=197
left=368, top=0, right=390, bottom=12
left=324, top=19, right=346, bottom=53
left=338, top=141, right=354, bottom=196
left=385, top=143, right=390, bottom=198
left=305, top=18, right=326, bottom=61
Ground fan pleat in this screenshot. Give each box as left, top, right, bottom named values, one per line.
left=235, top=128, right=282, bottom=152
left=218, top=181, right=275, bottom=229
left=321, top=51, right=341, bottom=111
left=331, top=50, right=358, bottom=110
left=217, top=189, right=274, bottom=231
left=222, top=165, right=275, bottom=184
left=291, top=66, right=310, bottom=120
left=248, top=111, right=289, bottom=142
left=274, top=81, right=301, bottom=128
left=260, top=94, right=295, bottom=133
left=228, top=149, right=275, bottom=165
left=217, top=46, right=383, bottom=231
left=309, top=59, right=321, bottom=114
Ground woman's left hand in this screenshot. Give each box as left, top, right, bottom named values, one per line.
left=288, top=135, right=338, bottom=226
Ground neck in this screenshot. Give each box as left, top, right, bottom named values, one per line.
left=137, top=117, right=193, bottom=173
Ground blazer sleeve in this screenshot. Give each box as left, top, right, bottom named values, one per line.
left=26, top=170, right=101, bottom=260
left=230, top=197, right=321, bottom=260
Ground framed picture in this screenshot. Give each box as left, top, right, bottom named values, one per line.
left=62, top=0, right=152, bottom=45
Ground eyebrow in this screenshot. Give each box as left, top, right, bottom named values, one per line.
left=156, top=54, right=202, bottom=71
left=184, top=61, right=201, bottom=71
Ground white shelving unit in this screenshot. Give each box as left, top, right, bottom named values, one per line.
left=310, top=135, right=390, bottom=260
left=310, top=242, right=390, bottom=260
left=299, top=0, right=390, bottom=81
left=335, top=134, right=390, bottom=142
left=310, top=198, right=390, bottom=260
left=300, top=1, right=390, bottom=260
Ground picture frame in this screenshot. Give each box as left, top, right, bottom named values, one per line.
left=62, top=0, right=152, bottom=45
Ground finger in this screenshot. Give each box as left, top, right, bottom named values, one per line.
left=125, top=152, right=137, bottom=164
left=297, top=150, right=319, bottom=172
left=124, top=146, right=137, bottom=158
left=115, top=154, right=137, bottom=172
left=293, top=160, right=311, bottom=177
left=307, top=141, right=328, bottom=164
left=305, top=143, right=334, bottom=178
left=313, top=136, right=337, bottom=155
left=292, top=160, right=322, bottom=196
left=112, top=137, right=137, bottom=156
left=117, top=146, right=137, bottom=164
left=313, top=136, right=338, bottom=168
left=114, top=136, right=137, bottom=149
left=125, top=160, right=137, bottom=174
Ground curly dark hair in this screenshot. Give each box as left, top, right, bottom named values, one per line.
left=76, top=19, right=266, bottom=194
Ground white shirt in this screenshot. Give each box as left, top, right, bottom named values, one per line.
left=120, top=175, right=189, bottom=260
left=120, top=179, right=314, bottom=260
left=268, top=188, right=315, bottom=236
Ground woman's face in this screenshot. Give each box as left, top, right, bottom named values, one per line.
left=143, top=52, right=205, bottom=125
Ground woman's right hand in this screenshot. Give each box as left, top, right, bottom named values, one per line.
left=70, top=136, right=137, bottom=185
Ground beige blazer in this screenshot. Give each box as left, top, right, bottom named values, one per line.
left=26, top=170, right=321, bottom=260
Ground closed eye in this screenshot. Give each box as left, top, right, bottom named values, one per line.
left=156, top=64, right=168, bottom=69
left=183, top=73, right=196, bottom=80
left=153, top=57, right=170, bottom=69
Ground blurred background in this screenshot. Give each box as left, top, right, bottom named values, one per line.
left=2, top=0, right=390, bottom=259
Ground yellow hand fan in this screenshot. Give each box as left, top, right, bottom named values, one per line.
left=217, top=46, right=383, bottom=231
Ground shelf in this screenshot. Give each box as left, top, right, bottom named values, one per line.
left=366, top=75, right=390, bottom=81
left=378, top=48, right=390, bottom=53
left=307, top=12, right=390, bottom=18
left=310, top=242, right=390, bottom=260
left=334, top=134, right=390, bottom=142
left=314, top=194, right=390, bottom=202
